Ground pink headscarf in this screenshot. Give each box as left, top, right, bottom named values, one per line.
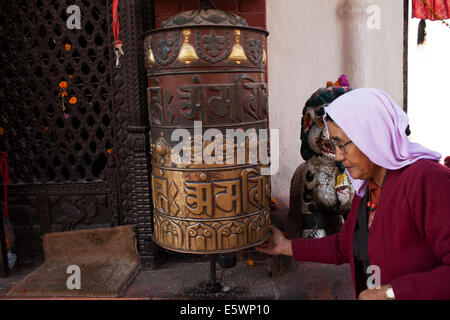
left=324, top=88, right=441, bottom=197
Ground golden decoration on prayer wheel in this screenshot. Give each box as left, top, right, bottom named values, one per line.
left=146, top=36, right=156, bottom=68
left=177, top=29, right=199, bottom=64
left=228, top=30, right=247, bottom=64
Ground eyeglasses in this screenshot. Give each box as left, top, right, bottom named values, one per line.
left=330, top=139, right=353, bottom=155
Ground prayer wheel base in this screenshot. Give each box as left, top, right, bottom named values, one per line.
left=151, top=233, right=269, bottom=255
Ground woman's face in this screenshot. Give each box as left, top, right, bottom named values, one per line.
left=327, top=121, right=378, bottom=180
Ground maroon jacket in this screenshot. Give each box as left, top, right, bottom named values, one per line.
left=291, top=159, right=450, bottom=299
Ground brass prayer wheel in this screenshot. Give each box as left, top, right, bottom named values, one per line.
left=144, top=6, right=270, bottom=254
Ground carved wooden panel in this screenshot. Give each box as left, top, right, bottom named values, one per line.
left=0, top=0, right=155, bottom=267
left=0, top=0, right=113, bottom=184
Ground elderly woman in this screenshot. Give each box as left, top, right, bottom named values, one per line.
left=257, top=88, right=450, bottom=300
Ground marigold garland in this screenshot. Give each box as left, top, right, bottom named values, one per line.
left=58, top=81, right=68, bottom=89
left=422, top=0, right=450, bottom=29
left=326, top=74, right=351, bottom=88
left=56, top=44, right=77, bottom=122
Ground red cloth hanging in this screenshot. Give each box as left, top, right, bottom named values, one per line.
left=412, top=0, right=450, bottom=20
left=112, top=0, right=122, bottom=46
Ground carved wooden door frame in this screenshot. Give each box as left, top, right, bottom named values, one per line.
left=109, top=0, right=155, bottom=267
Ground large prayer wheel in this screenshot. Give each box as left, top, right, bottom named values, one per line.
left=144, top=6, right=270, bottom=254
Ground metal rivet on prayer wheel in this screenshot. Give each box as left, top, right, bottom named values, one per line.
left=143, top=1, right=270, bottom=254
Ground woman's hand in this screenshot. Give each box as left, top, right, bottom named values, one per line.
left=357, top=285, right=391, bottom=300
left=255, top=225, right=293, bottom=256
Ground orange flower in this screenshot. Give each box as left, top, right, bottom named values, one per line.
left=65, top=44, right=71, bottom=51
left=107, top=148, right=113, bottom=154
left=334, top=80, right=340, bottom=87
left=59, top=81, right=68, bottom=89
left=69, top=96, right=77, bottom=104
left=247, top=259, right=254, bottom=267
left=326, top=81, right=333, bottom=87
left=68, top=74, right=73, bottom=79
left=0, top=127, right=4, bottom=135
left=61, top=91, right=68, bottom=97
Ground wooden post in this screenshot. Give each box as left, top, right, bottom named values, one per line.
left=403, top=0, right=409, bottom=112
left=0, top=199, right=9, bottom=278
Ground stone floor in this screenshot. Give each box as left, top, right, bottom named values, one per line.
left=0, top=250, right=354, bottom=300
left=0, top=210, right=355, bottom=300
